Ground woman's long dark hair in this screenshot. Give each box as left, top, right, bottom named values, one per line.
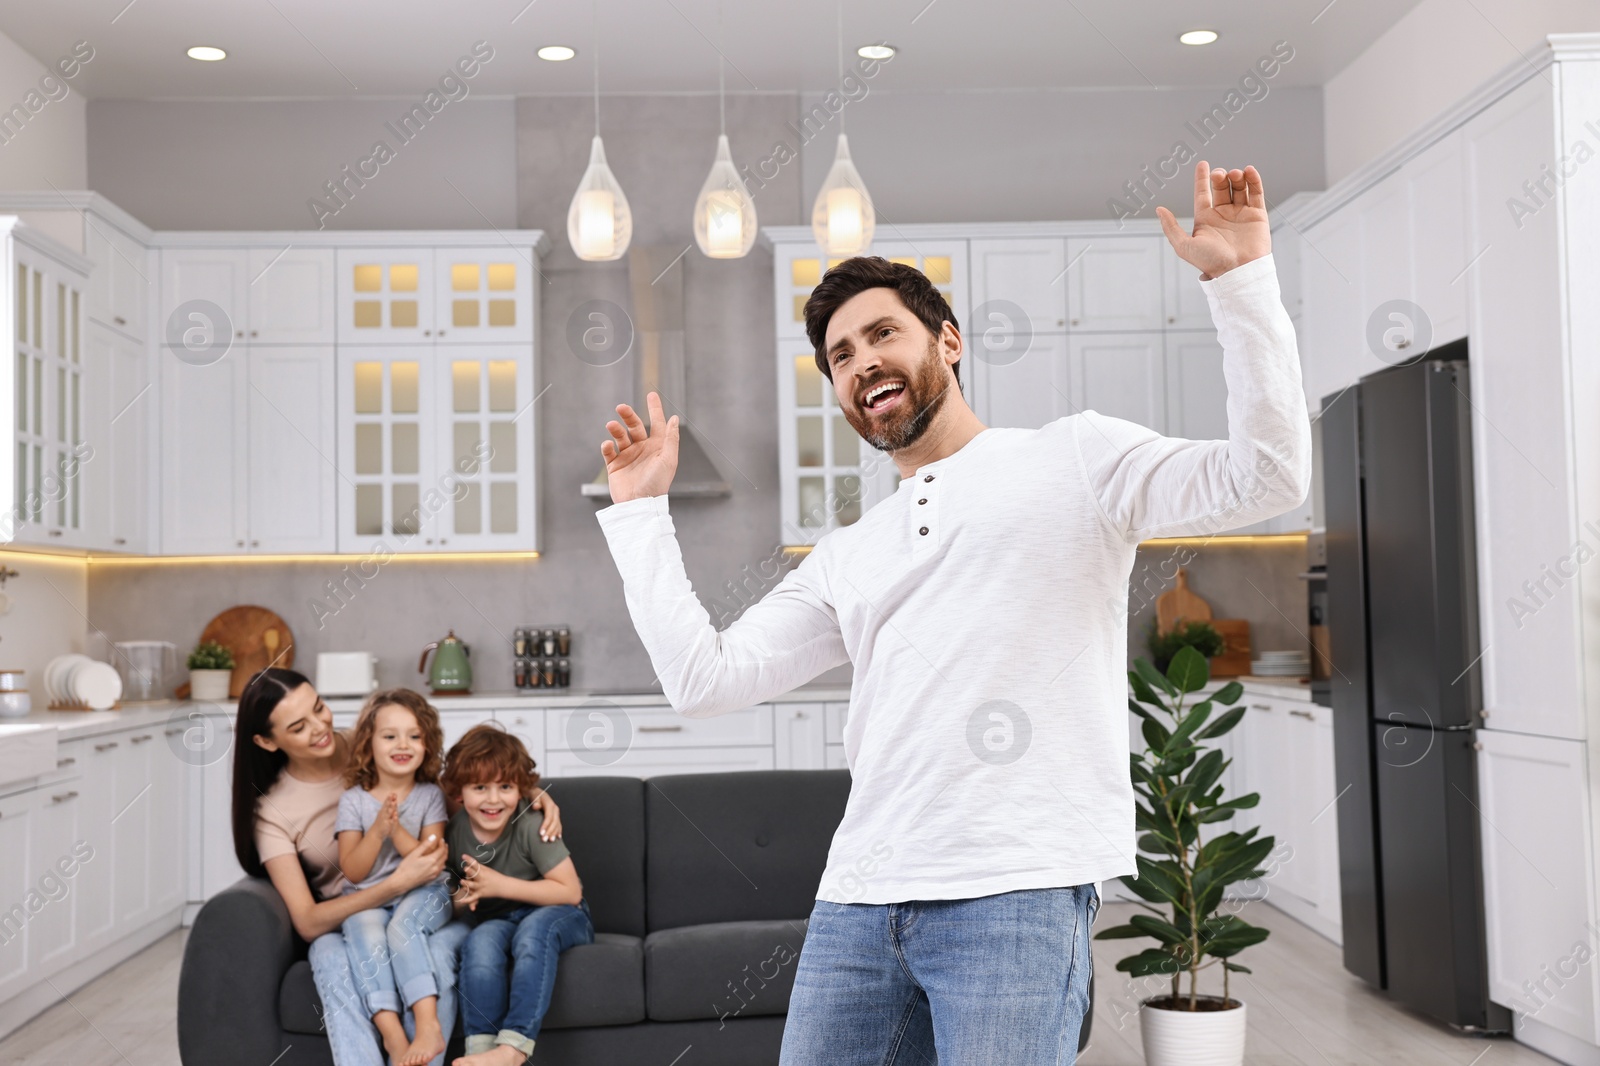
left=231, top=667, right=316, bottom=879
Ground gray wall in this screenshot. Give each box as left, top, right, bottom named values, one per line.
left=85, top=87, right=1315, bottom=694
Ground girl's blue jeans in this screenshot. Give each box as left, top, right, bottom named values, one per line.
left=459, top=899, right=594, bottom=1056
left=341, top=879, right=454, bottom=1015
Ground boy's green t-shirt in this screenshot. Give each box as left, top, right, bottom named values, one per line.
left=444, top=798, right=573, bottom=923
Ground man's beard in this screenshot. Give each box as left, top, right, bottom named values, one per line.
left=842, top=338, right=953, bottom=453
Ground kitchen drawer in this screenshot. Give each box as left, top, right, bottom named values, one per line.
left=36, top=738, right=86, bottom=787
left=542, top=744, right=775, bottom=779
left=824, top=702, right=848, bottom=745
left=546, top=704, right=772, bottom=752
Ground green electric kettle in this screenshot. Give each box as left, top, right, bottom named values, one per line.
left=419, top=630, right=472, bottom=695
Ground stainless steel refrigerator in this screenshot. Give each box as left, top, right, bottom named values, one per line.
left=1322, top=339, right=1510, bottom=1032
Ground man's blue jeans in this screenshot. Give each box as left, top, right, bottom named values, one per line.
left=780, top=884, right=1100, bottom=1066
left=459, top=900, right=594, bottom=1056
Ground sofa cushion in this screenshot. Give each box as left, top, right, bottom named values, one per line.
left=644, top=919, right=809, bottom=1023
left=544, top=932, right=647, bottom=1029
left=646, top=770, right=850, bottom=931
left=540, top=776, right=647, bottom=938
left=279, top=959, right=324, bottom=1036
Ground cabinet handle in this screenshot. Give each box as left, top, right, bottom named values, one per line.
left=250, top=330, right=259, bottom=338
left=423, top=330, right=432, bottom=336
left=1396, top=339, right=1411, bottom=349
left=235, top=330, right=244, bottom=338
left=57, top=757, right=75, bottom=767
left=131, top=734, right=153, bottom=743
left=1071, top=318, right=1080, bottom=326
left=52, top=791, right=78, bottom=804
left=251, top=540, right=260, bottom=547
left=114, top=316, right=127, bottom=325
left=439, top=538, right=447, bottom=545
left=437, top=330, right=446, bottom=336
left=48, top=529, right=61, bottom=537
left=237, top=540, right=245, bottom=547
left=1289, top=709, right=1314, bottom=720
left=1250, top=703, right=1272, bottom=712
left=95, top=741, right=119, bottom=751
left=165, top=727, right=184, bottom=736
left=1168, top=315, right=1176, bottom=323
left=639, top=725, right=684, bottom=733
left=113, top=537, right=126, bottom=545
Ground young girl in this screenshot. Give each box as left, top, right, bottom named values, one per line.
left=443, top=725, right=592, bottom=1066
left=336, top=688, right=453, bottom=1066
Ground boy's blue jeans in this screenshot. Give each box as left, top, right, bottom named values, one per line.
left=459, top=899, right=594, bottom=1056
left=341, top=879, right=454, bottom=1015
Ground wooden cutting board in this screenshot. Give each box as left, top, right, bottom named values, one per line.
left=1208, top=619, right=1252, bottom=679
left=194, top=605, right=295, bottom=699
left=1156, top=568, right=1213, bottom=635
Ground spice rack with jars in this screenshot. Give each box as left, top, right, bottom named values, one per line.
left=514, top=625, right=571, bottom=690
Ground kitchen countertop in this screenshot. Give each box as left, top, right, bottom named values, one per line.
left=0, top=700, right=191, bottom=740
left=321, top=686, right=855, bottom=713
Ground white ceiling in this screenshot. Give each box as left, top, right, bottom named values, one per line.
left=1, top=0, right=1422, bottom=100
left=0, top=0, right=1427, bottom=98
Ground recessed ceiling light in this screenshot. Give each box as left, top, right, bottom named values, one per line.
left=858, top=43, right=896, bottom=60
left=538, top=45, right=577, bottom=61
left=1178, top=30, right=1219, bottom=46
left=186, top=45, right=227, bottom=62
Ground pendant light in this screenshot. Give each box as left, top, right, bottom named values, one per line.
left=692, top=17, right=757, bottom=259
left=567, top=1, right=631, bottom=261
left=810, top=0, right=874, bottom=256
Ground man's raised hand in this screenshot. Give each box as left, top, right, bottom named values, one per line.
left=601, top=390, right=680, bottom=503
left=1156, top=161, right=1270, bottom=281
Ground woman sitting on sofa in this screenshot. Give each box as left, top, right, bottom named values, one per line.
left=230, top=668, right=563, bottom=1065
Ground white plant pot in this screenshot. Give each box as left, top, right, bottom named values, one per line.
left=189, top=669, right=233, bottom=702
left=1139, top=996, right=1246, bottom=1066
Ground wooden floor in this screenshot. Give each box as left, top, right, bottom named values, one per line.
left=0, top=903, right=1563, bottom=1065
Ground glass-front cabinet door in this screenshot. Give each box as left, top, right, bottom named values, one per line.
left=435, top=345, right=536, bottom=550
left=433, top=252, right=535, bottom=344
left=336, top=249, right=436, bottom=343
left=337, top=346, right=438, bottom=553
left=11, top=243, right=87, bottom=547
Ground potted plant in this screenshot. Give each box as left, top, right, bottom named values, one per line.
left=1097, top=646, right=1274, bottom=1066
left=187, top=641, right=235, bottom=701
left=1145, top=618, right=1225, bottom=674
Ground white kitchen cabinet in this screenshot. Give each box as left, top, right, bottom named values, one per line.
left=76, top=735, right=118, bottom=950
left=84, top=322, right=150, bottom=552
left=974, top=332, right=1068, bottom=431
left=432, top=251, right=535, bottom=343
left=1164, top=332, right=1228, bottom=441
left=337, top=343, right=537, bottom=553
left=824, top=746, right=848, bottom=770
left=160, top=248, right=249, bottom=346
left=6, top=231, right=89, bottom=549
left=247, top=346, right=337, bottom=553
left=1356, top=168, right=1412, bottom=386
left=1070, top=332, right=1166, bottom=431
left=336, top=248, right=436, bottom=343
left=1406, top=131, right=1468, bottom=348
left=1298, top=208, right=1361, bottom=415
left=968, top=238, right=1067, bottom=333
left=1065, top=236, right=1163, bottom=331
left=1477, top=729, right=1597, bottom=1044
left=150, top=723, right=188, bottom=918
left=85, top=218, right=149, bottom=340
left=0, top=789, right=33, bottom=1003
left=248, top=247, right=337, bottom=344
left=161, top=346, right=336, bottom=554
left=26, top=777, right=82, bottom=974
left=544, top=745, right=777, bottom=778
left=495, top=709, right=548, bottom=775
left=774, top=702, right=828, bottom=771
left=112, top=729, right=157, bottom=928
left=192, top=713, right=245, bottom=903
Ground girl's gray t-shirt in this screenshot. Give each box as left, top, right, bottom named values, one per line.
left=334, top=782, right=449, bottom=893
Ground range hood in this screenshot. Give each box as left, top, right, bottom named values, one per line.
left=581, top=244, right=732, bottom=499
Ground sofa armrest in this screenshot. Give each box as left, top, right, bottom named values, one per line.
left=178, top=876, right=299, bottom=1064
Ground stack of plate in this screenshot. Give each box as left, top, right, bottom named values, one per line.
left=1251, top=650, right=1311, bottom=677
left=44, top=654, right=124, bottom=710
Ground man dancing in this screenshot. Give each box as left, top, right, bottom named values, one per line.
left=593, top=161, right=1309, bottom=1064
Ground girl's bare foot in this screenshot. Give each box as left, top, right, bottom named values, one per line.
left=452, top=1044, right=528, bottom=1066
left=374, top=1010, right=410, bottom=1064
left=403, top=1017, right=446, bottom=1066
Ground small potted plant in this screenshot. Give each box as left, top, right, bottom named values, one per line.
left=1097, top=646, right=1274, bottom=1066
left=1145, top=618, right=1225, bottom=674
left=187, top=641, right=235, bottom=701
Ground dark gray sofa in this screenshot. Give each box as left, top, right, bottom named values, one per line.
left=178, top=770, right=1092, bottom=1064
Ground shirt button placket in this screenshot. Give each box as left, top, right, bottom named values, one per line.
left=914, top=473, right=937, bottom=544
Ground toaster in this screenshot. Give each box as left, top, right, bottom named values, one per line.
left=316, top=652, right=379, bottom=697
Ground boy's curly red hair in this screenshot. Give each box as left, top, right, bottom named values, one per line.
left=343, top=688, right=444, bottom=790
left=441, top=723, right=540, bottom=800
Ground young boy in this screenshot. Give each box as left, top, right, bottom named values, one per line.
left=442, top=725, right=592, bottom=1066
